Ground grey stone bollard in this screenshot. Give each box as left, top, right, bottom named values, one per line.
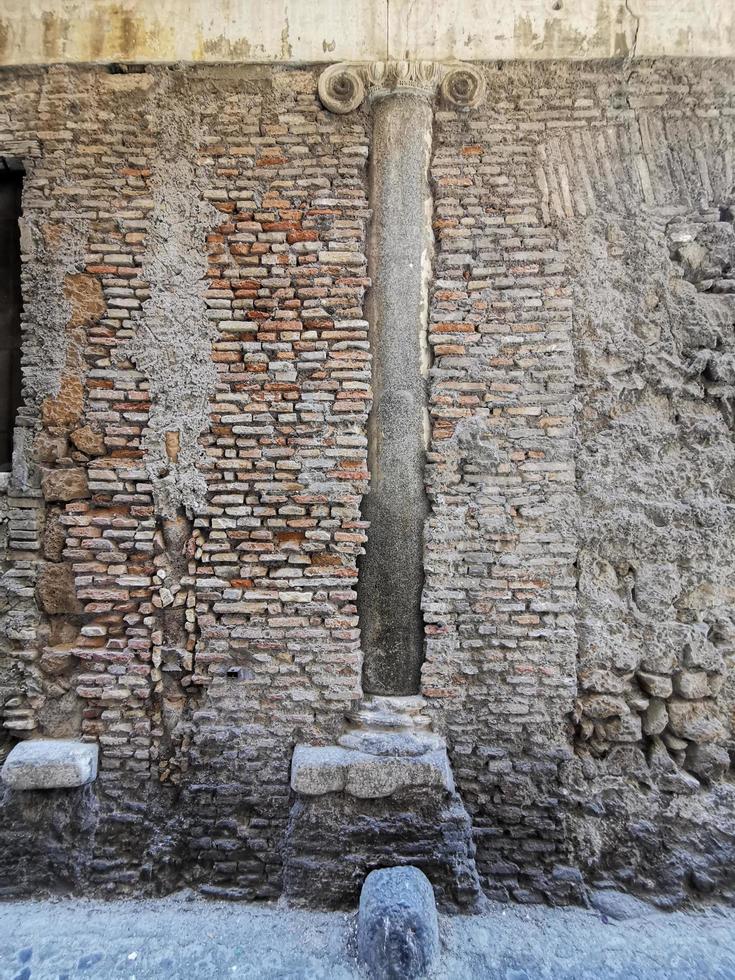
left=357, top=867, right=439, bottom=979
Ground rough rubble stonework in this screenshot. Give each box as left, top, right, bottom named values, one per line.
left=0, top=59, right=734, bottom=907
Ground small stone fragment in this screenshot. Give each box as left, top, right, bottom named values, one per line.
left=642, top=698, right=668, bottom=736
left=683, top=634, right=724, bottom=673
left=580, top=695, right=629, bottom=719
left=674, top=670, right=710, bottom=700
left=42, top=511, right=66, bottom=562
left=667, top=699, right=727, bottom=744
left=578, top=669, right=627, bottom=695
left=33, top=430, right=68, bottom=463
left=39, top=645, right=75, bottom=675
left=658, top=769, right=700, bottom=794
left=35, top=563, right=81, bottom=615
left=637, top=672, right=673, bottom=698
left=159, top=587, right=175, bottom=607
left=589, top=889, right=652, bottom=921
left=604, top=713, right=642, bottom=742
left=357, top=867, right=439, bottom=980
left=165, top=430, right=181, bottom=461
left=661, top=731, right=689, bottom=752
left=70, top=425, right=105, bottom=456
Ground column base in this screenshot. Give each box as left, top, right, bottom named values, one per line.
left=283, top=697, right=484, bottom=911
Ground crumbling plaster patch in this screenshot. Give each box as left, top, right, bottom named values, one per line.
left=121, top=71, right=220, bottom=518
left=16, top=217, right=91, bottom=482
left=570, top=208, right=735, bottom=775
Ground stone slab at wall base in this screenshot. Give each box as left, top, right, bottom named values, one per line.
left=2, top=740, right=98, bottom=789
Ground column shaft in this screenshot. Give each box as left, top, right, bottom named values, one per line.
left=359, top=92, right=433, bottom=696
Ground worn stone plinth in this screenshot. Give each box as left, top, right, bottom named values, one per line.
left=283, top=784, right=483, bottom=912
left=284, top=706, right=483, bottom=911
left=291, top=743, right=454, bottom=798
left=2, top=740, right=98, bottom=790
left=357, top=867, right=439, bottom=980
left=0, top=781, right=99, bottom=896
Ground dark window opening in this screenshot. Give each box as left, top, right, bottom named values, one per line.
left=0, top=164, right=23, bottom=472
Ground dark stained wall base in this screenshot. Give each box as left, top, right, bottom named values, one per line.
left=282, top=789, right=484, bottom=912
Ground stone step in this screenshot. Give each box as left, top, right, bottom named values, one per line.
left=346, top=695, right=433, bottom=731
left=338, top=728, right=445, bottom=757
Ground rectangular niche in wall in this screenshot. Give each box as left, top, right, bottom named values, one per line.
left=0, top=162, right=23, bottom=472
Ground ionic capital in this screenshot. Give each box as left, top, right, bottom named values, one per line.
left=317, top=61, right=486, bottom=114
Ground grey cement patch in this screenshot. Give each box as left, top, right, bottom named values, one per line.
left=1, top=898, right=735, bottom=979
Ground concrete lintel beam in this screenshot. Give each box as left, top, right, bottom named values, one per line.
left=1, top=1, right=734, bottom=67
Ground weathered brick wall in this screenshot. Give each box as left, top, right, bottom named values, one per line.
left=422, top=70, right=578, bottom=903
left=0, top=64, right=369, bottom=896
left=422, top=60, right=735, bottom=904
left=0, top=59, right=734, bottom=904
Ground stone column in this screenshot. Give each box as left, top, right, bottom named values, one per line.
left=318, top=61, right=485, bottom=698
left=361, top=74, right=435, bottom=697
left=283, top=63, right=488, bottom=912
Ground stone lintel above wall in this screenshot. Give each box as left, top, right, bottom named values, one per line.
left=2, top=740, right=99, bottom=790
left=2, top=0, right=733, bottom=66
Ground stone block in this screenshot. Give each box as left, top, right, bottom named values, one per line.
left=2, top=740, right=98, bottom=789
left=589, top=888, right=652, bottom=921
left=39, top=644, right=76, bottom=675
left=290, top=745, right=351, bottom=795
left=580, top=694, right=628, bottom=719
left=674, top=671, right=710, bottom=700
left=70, top=425, right=105, bottom=456
left=642, top=698, right=668, bottom=736
left=33, top=430, right=68, bottom=463
left=685, top=743, right=730, bottom=782
left=41, top=367, right=85, bottom=428
left=36, top=562, right=81, bottom=614
left=290, top=744, right=454, bottom=798
left=346, top=750, right=454, bottom=798
left=42, top=512, right=66, bottom=562
left=338, top=729, right=444, bottom=756
left=41, top=467, right=90, bottom=502
left=667, top=699, right=727, bottom=744
left=604, top=713, right=642, bottom=743
left=637, top=672, right=673, bottom=698
left=64, top=273, right=106, bottom=328
left=357, top=867, right=439, bottom=980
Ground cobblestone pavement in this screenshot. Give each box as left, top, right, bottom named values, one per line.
left=0, top=895, right=734, bottom=979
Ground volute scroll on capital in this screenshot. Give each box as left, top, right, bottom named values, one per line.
left=317, top=61, right=486, bottom=114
